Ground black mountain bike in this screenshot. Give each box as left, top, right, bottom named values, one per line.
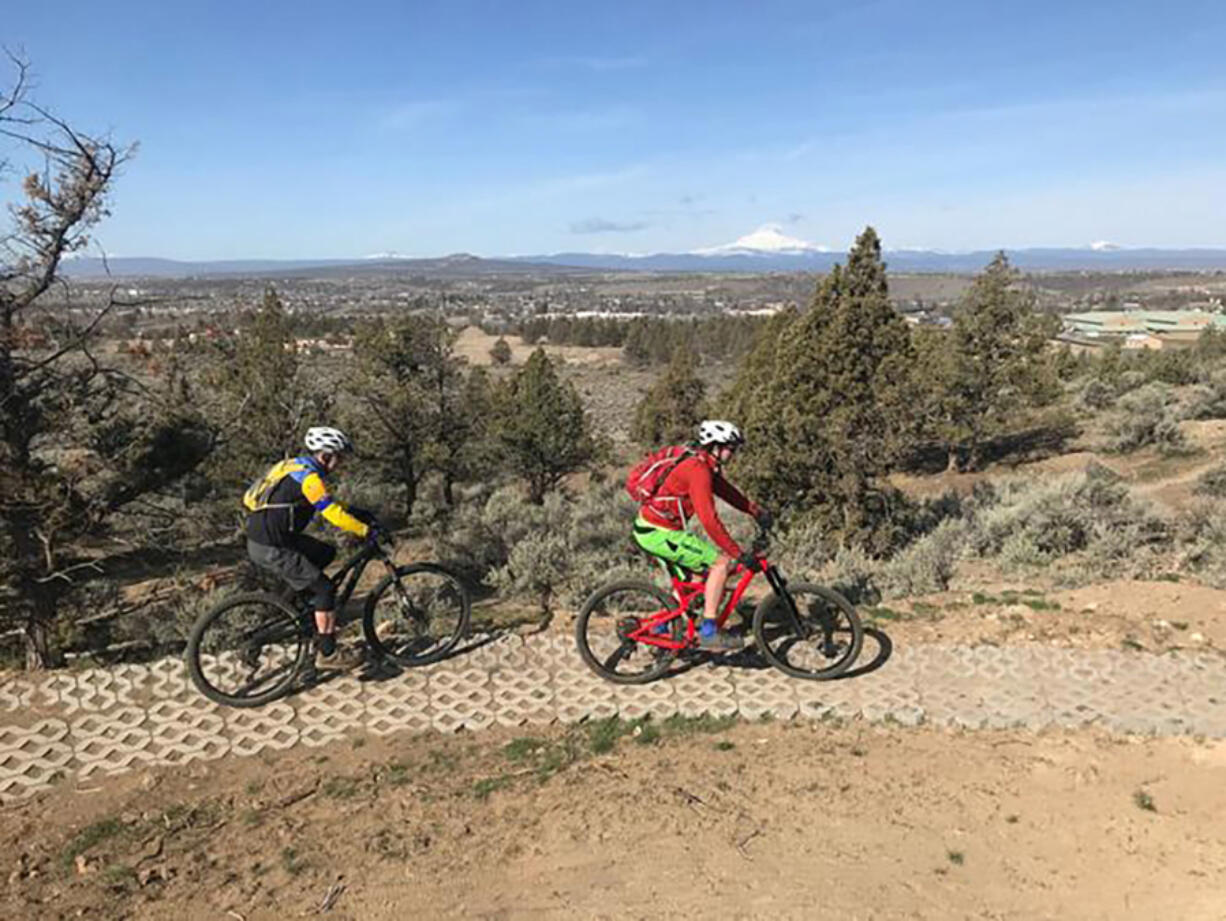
left=185, top=537, right=470, bottom=707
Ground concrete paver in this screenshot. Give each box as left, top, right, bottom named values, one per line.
left=2, top=639, right=1225, bottom=803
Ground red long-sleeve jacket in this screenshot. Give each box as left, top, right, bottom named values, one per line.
left=639, top=451, right=758, bottom=558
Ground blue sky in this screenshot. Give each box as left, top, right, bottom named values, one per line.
left=4, top=0, right=1226, bottom=258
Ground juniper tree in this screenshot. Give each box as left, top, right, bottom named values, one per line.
left=495, top=348, right=598, bottom=503
left=0, top=55, right=210, bottom=666
left=489, top=336, right=512, bottom=365
left=630, top=344, right=706, bottom=446
left=727, top=228, right=914, bottom=547
left=203, top=287, right=307, bottom=490
left=346, top=315, right=466, bottom=518
left=933, top=253, right=1059, bottom=470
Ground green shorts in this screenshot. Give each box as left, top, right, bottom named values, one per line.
left=632, top=516, right=718, bottom=577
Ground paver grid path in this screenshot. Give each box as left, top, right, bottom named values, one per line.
left=3, top=636, right=1225, bottom=804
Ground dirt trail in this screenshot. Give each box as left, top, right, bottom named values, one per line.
left=4, top=721, right=1225, bottom=921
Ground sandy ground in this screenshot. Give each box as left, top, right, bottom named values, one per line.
left=5, top=719, right=1225, bottom=921
left=454, top=326, right=623, bottom=367
left=857, top=578, right=1226, bottom=654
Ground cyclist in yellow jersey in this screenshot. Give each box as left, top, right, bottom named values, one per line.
left=244, top=426, right=373, bottom=668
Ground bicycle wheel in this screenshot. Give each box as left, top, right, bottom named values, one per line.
left=753, top=583, right=863, bottom=680
left=185, top=592, right=311, bottom=707
left=575, top=580, right=683, bottom=684
left=362, top=563, right=470, bottom=666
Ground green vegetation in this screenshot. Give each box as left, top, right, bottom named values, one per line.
left=382, top=760, right=413, bottom=786
left=281, top=846, right=310, bottom=875
left=917, top=252, right=1059, bottom=472
left=496, top=348, right=600, bottom=504
left=322, top=775, right=362, bottom=798
left=61, top=818, right=125, bottom=870
left=470, top=716, right=741, bottom=801
left=489, top=336, right=513, bottom=365
left=727, top=227, right=916, bottom=551
left=631, top=344, right=707, bottom=446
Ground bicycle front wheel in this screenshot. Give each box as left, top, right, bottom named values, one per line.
left=185, top=592, right=311, bottom=707
left=575, top=580, right=683, bottom=684
left=753, top=583, right=863, bottom=680
left=362, top=563, right=470, bottom=666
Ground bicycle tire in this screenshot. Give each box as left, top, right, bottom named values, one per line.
left=575, top=580, right=683, bottom=685
left=362, top=563, right=470, bottom=666
left=753, top=583, right=863, bottom=680
left=185, top=592, right=311, bottom=708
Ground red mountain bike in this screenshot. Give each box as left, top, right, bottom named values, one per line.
left=575, top=529, right=863, bottom=684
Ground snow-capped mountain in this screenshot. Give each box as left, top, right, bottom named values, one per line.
left=692, top=224, right=830, bottom=256
left=53, top=232, right=1226, bottom=279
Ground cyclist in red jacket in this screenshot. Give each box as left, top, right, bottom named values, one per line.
left=633, top=420, right=772, bottom=650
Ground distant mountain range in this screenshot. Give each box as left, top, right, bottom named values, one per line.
left=59, top=235, right=1226, bottom=280
left=510, top=247, right=1226, bottom=273
left=58, top=252, right=591, bottom=280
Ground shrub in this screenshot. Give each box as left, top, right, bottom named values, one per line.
left=489, top=337, right=512, bottom=365
left=826, top=545, right=882, bottom=606
left=1194, top=464, right=1226, bottom=498
left=1175, top=499, right=1226, bottom=587
left=1075, top=377, right=1116, bottom=411
left=435, top=483, right=651, bottom=615
left=1182, top=370, right=1226, bottom=421
left=876, top=517, right=969, bottom=597
left=1103, top=383, right=1187, bottom=455
left=961, top=466, right=1169, bottom=573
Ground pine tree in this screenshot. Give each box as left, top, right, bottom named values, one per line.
left=489, top=336, right=512, bottom=365
left=939, top=252, right=1059, bottom=470
left=494, top=349, right=598, bottom=503
left=630, top=345, right=707, bottom=446
left=207, top=287, right=307, bottom=488
left=727, top=228, right=915, bottom=546
left=347, top=315, right=464, bottom=518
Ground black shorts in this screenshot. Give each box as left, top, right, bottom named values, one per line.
left=247, top=534, right=337, bottom=610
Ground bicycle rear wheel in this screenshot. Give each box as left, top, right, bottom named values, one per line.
left=362, top=563, right=470, bottom=666
left=185, top=592, right=311, bottom=707
left=753, top=583, right=863, bottom=680
left=575, top=580, right=683, bottom=684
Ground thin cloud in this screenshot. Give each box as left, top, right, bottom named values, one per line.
left=517, top=105, right=639, bottom=133
left=540, top=55, right=648, bottom=72
left=570, top=217, right=650, bottom=234
left=378, top=99, right=458, bottom=130
left=785, top=212, right=805, bottom=224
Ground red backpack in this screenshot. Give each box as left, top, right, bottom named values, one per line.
left=625, top=445, right=694, bottom=504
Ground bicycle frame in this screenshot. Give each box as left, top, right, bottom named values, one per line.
left=626, top=546, right=804, bottom=651
left=294, top=541, right=397, bottom=617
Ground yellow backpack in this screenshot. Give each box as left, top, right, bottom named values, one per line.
left=242, top=458, right=315, bottom=513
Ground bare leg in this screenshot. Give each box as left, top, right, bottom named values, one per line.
left=314, top=610, right=336, bottom=635
left=703, top=556, right=732, bottom=623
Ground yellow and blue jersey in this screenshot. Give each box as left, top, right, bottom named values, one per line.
left=244, top=456, right=369, bottom=547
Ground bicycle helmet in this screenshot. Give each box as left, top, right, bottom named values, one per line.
left=697, top=419, right=745, bottom=448
left=304, top=425, right=354, bottom=455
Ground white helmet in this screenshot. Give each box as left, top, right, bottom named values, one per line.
left=697, top=419, right=745, bottom=448
left=304, top=425, right=354, bottom=455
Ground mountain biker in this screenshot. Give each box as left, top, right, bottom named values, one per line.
left=244, top=426, right=376, bottom=669
left=632, top=420, right=772, bottom=651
